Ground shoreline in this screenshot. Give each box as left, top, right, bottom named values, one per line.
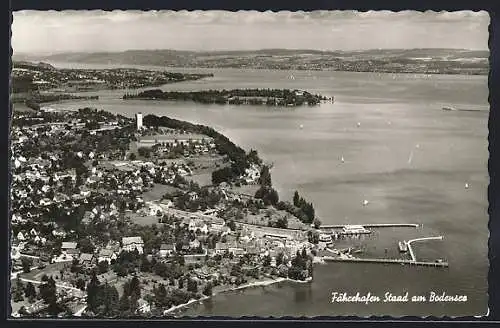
left=30, top=61, right=487, bottom=77
left=163, top=276, right=311, bottom=316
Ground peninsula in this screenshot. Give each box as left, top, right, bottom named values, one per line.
left=124, top=89, right=329, bottom=106
left=11, top=61, right=214, bottom=111
left=12, top=61, right=213, bottom=92
left=10, top=107, right=316, bottom=319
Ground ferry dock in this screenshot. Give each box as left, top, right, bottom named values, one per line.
left=321, top=256, right=448, bottom=268
left=321, top=223, right=420, bottom=229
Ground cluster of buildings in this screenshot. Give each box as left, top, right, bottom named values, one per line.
left=10, top=107, right=318, bottom=318
left=240, top=164, right=261, bottom=185
left=10, top=110, right=193, bottom=266
left=136, top=134, right=217, bottom=159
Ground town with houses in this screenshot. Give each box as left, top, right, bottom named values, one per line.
left=10, top=105, right=322, bottom=318
left=12, top=61, right=213, bottom=92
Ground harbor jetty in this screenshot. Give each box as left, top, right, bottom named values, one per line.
left=406, top=236, right=444, bottom=262
left=319, top=235, right=447, bottom=268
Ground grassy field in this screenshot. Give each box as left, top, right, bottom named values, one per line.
left=231, top=184, right=260, bottom=196
left=187, top=173, right=212, bottom=187
left=129, top=213, right=161, bottom=226
left=142, top=184, right=180, bottom=202
left=20, top=262, right=71, bottom=281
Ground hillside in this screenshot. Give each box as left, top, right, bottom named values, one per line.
left=13, top=48, right=489, bottom=75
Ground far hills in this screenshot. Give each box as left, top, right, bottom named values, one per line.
left=13, top=48, right=489, bottom=75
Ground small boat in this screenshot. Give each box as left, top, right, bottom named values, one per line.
left=357, top=122, right=361, bottom=127
left=299, top=124, right=304, bottom=129
left=362, top=200, right=369, bottom=206
left=465, top=183, right=470, bottom=189
left=398, top=241, right=408, bottom=252
left=442, top=106, right=456, bottom=111
left=341, top=156, right=345, bottom=163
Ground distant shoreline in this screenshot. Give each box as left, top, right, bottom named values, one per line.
left=19, top=61, right=488, bottom=77
left=14, top=48, right=488, bottom=76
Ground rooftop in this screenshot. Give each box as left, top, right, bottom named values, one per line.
left=61, top=242, right=77, bottom=249
left=122, top=236, right=144, bottom=245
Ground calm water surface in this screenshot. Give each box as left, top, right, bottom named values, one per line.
left=42, top=63, right=489, bottom=317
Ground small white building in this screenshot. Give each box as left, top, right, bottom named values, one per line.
left=137, top=299, right=151, bottom=314
left=136, top=112, right=143, bottom=130
left=122, top=236, right=144, bottom=254
left=188, top=219, right=208, bottom=234
left=214, top=242, right=229, bottom=255
left=16, top=231, right=25, bottom=241
left=158, top=244, right=175, bottom=258
left=189, top=239, right=201, bottom=249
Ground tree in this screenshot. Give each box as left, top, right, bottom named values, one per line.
left=140, top=255, right=152, bottom=273
left=129, top=276, right=141, bottom=300
left=39, top=276, right=59, bottom=315
left=76, top=278, right=86, bottom=291
left=24, top=282, right=37, bottom=302
left=12, top=277, right=24, bottom=302
left=187, top=279, right=198, bottom=293
left=307, top=230, right=319, bottom=244
left=263, top=255, right=271, bottom=267
left=101, top=284, right=119, bottom=316
left=114, top=263, right=127, bottom=277
left=21, top=257, right=32, bottom=273
left=119, top=293, right=130, bottom=314
left=86, top=271, right=101, bottom=312
left=98, top=261, right=109, bottom=274
left=85, top=120, right=100, bottom=130
left=202, top=282, right=213, bottom=296
left=226, top=220, right=236, bottom=231
left=154, top=283, right=168, bottom=307
left=138, top=147, right=151, bottom=158
left=129, top=153, right=137, bottom=161
left=18, top=306, right=29, bottom=316
left=77, top=238, right=95, bottom=254
left=293, top=191, right=300, bottom=207
left=130, top=291, right=140, bottom=313
left=303, top=202, right=315, bottom=222
left=230, top=264, right=242, bottom=277
left=276, top=252, right=285, bottom=266
left=258, top=165, right=272, bottom=187
left=70, top=258, right=82, bottom=274
left=255, top=186, right=279, bottom=206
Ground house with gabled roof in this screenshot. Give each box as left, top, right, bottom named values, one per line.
left=122, top=236, right=144, bottom=254
left=98, top=248, right=117, bottom=264
left=158, top=244, right=175, bottom=258
left=79, top=253, right=96, bottom=268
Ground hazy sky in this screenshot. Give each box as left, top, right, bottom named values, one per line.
left=12, top=10, right=489, bottom=54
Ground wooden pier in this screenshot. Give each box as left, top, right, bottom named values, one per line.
left=322, top=256, right=448, bottom=267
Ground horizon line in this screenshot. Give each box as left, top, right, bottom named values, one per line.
left=13, top=47, right=489, bottom=56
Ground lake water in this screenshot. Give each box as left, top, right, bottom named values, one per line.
left=39, top=63, right=489, bottom=317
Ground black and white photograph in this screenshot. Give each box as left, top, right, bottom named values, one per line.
left=9, top=10, right=489, bottom=318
